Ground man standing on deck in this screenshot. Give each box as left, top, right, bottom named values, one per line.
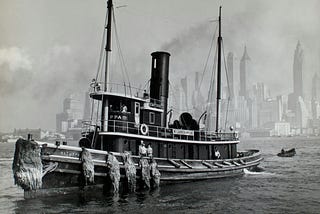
left=147, top=144, right=153, bottom=158
left=215, top=148, right=221, bottom=159
left=139, top=140, right=147, bottom=157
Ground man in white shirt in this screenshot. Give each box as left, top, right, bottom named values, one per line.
left=147, top=144, right=153, bottom=158
left=139, top=140, right=147, bottom=157
left=215, top=148, right=221, bottom=159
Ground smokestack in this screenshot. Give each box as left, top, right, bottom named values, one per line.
left=150, top=51, right=170, bottom=127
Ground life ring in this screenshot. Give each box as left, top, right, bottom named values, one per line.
left=140, top=124, right=149, bottom=135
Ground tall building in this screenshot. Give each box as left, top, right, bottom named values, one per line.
left=288, top=41, right=304, bottom=111
left=293, top=41, right=304, bottom=99
left=311, top=73, right=320, bottom=120
left=192, top=72, right=206, bottom=118
left=227, top=52, right=234, bottom=99
left=312, top=73, right=320, bottom=101
left=83, top=91, right=92, bottom=121
left=239, top=46, right=250, bottom=98
left=56, top=94, right=83, bottom=134
left=286, top=41, right=305, bottom=131
left=253, top=82, right=265, bottom=104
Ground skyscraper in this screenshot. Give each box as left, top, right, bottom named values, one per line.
left=227, top=52, right=234, bottom=99
left=311, top=73, right=320, bottom=120
left=288, top=41, right=304, bottom=112
left=312, top=73, right=320, bottom=101
left=239, top=46, right=250, bottom=98
left=287, top=41, right=305, bottom=130
left=293, top=41, right=304, bottom=99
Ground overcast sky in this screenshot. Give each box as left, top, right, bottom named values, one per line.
left=0, top=0, right=319, bottom=132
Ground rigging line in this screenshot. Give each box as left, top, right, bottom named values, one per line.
left=112, top=12, right=126, bottom=87
left=92, top=56, right=105, bottom=147
left=89, top=95, right=95, bottom=127
left=89, top=6, right=108, bottom=137
left=170, top=106, right=198, bottom=112
left=206, top=44, right=218, bottom=109
left=168, top=81, right=181, bottom=112
left=222, top=40, right=231, bottom=99
left=145, top=79, right=150, bottom=90
left=95, top=7, right=109, bottom=81
left=112, top=11, right=133, bottom=96
left=222, top=40, right=231, bottom=130
left=198, top=23, right=218, bottom=92
left=205, top=43, right=218, bottom=131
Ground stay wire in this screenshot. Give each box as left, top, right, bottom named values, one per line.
left=198, top=23, right=218, bottom=92
left=113, top=10, right=133, bottom=96
left=222, top=40, right=231, bottom=130
left=204, top=39, right=218, bottom=131
left=95, top=7, right=109, bottom=82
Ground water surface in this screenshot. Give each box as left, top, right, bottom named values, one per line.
left=1, top=137, right=319, bottom=213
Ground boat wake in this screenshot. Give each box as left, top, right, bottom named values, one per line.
left=0, top=158, right=13, bottom=162
left=244, top=168, right=275, bottom=176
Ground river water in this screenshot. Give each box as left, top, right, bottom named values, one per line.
left=1, top=137, right=319, bottom=213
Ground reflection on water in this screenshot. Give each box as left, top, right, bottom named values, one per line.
left=1, top=137, right=320, bottom=213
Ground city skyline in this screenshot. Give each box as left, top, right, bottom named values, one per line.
left=1, top=0, right=320, bottom=132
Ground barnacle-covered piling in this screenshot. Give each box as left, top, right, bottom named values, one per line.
left=12, top=139, right=43, bottom=190
left=105, top=153, right=120, bottom=193
left=139, top=158, right=150, bottom=189
left=122, top=152, right=136, bottom=192
left=80, top=148, right=95, bottom=186
left=150, top=159, right=161, bottom=188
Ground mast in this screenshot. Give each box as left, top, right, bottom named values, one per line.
left=101, top=0, right=113, bottom=132
left=215, top=6, right=222, bottom=133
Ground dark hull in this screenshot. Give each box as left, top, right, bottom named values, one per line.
left=13, top=140, right=262, bottom=198
left=277, top=149, right=296, bottom=157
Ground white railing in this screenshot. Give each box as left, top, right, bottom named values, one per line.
left=99, top=120, right=239, bottom=142
left=90, top=82, right=164, bottom=108
left=91, top=82, right=143, bottom=97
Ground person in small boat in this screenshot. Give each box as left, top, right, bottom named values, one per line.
left=215, top=148, right=221, bottom=159
left=139, top=141, right=147, bottom=157
left=281, top=148, right=285, bottom=154
left=147, top=144, right=153, bottom=158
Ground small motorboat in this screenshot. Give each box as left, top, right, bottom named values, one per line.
left=277, top=148, right=296, bottom=157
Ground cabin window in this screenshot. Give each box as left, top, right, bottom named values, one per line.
left=150, top=112, right=155, bottom=124
left=135, top=102, right=140, bottom=114
left=153, top=58, right=157, bottom=68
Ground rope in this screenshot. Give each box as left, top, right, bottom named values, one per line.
left=95, top=7, right=109, bottom=82
left=222, top=40, right=231, bottom=131
left=204, top=38, right=218, bottom=131
left=113, top=10, right=133, bottom=96
left=198, top=23, right=218, bottom=92
left=91, top=56, right=104, bottom=148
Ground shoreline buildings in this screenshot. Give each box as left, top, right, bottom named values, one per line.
left=54, top=42, right=318, bottom=138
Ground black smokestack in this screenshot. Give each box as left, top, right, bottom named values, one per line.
left=150, top=51, right=170, bottom=127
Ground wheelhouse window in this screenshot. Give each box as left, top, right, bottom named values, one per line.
left=135, top=102, right=140, bottom=114
left=108, top=98, right=131, bottom=113
left=150, top=112, right=155, bottom=124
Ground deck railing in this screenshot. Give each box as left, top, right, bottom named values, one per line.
left=90, top=82, right=163, bottom=108
left=82, top=120, right=239, bottom=142
left=90, top=82, right=143, bottom=96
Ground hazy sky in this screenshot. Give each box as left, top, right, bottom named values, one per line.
left=0, top=0, right=319, bottom=132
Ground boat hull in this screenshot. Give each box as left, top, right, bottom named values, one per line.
left=12, top=139, right=262, bottom=198
left=277, top=148, right=296, bottom=157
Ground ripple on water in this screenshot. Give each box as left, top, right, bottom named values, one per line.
left=1, top=137, right=320, bottom=213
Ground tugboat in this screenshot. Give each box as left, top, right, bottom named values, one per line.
left=12, top=1, right=262, bottom=198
